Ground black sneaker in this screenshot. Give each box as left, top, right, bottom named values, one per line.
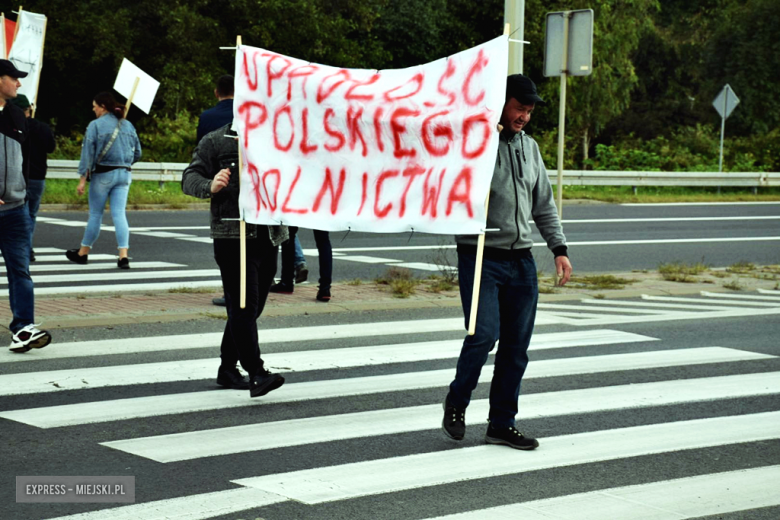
left=65, top=249, right=88, bottom=264
left=316, top=286, right=331, bottom=302
left=250, top=368, right=285, bottom=398
left=30, top=249, right=36, bottom=262
left=442, top=395, right=466, bottom=440
left=294, top=263, right=309, bottom=284
left=485, top=422, right=539, bottom=450
left=9, top=324, right=52, bottom=353
left=212, top=296, right=226, bottom=307
left=269, top=282, right=294, bottom=294
left=117, top=257, right=130, bottom=269
left=216, top=366, right=250, bottom=389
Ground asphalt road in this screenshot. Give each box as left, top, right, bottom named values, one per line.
left=30, top=201, right=780, bottom=292
left=1, top=301, right=780, bottom=519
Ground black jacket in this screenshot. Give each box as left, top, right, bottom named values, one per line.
left=182, top=123, right=287, bottom=244
left=25, top=117, right=56, bottom=181
left=196, top=99, right=233, bottom=145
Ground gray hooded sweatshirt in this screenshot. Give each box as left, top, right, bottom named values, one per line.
left=456, top=130, right=567, bottom=256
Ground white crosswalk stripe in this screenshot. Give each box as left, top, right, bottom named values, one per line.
left=1, top=313, right=778, bottom=520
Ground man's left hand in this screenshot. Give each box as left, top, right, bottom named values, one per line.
left=555, top=256, right=573, bottom=286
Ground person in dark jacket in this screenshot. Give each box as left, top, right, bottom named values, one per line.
left=0, top=59, right=52, bottom=353
left=196, top=75, right=234, bottom=145
left=182, top=123, right=288, bottom=398
left=442, top=74, right=573, bottom=450
left=198, top=75, right=234, bottom=307
left=10, top=94, right=56, bottom=261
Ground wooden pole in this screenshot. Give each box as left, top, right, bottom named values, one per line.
left=467, top=22, right=510, bottom=336
left=1, top=13, right=5, bottom=59
left=237, top=35, right=247, bottom=309
left=123, top=76, right=139, bottom=118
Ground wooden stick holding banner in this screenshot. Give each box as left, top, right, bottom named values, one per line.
left=12, top=6, right=21, bottom=42
left=237, top=35, right=247, bottom=309
left=467, top=22, right=510, bottom=336
left=123, top=77, right=139, bottom=118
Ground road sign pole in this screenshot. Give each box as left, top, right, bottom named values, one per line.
left=718, top=87, right=729, bottom=173
left=556, top=12, right=570, bottom=219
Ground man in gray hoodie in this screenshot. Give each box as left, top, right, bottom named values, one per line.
left=0, top=59, right=52, bottom=353
left=442, top=74, right=572, bottom=449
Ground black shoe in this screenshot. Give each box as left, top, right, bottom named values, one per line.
left=316, top=286, right=331, bottom=302
left=212, top=296, right=226, bottom=306
left=216, top=366, right=250, bottom=389
left=269, top=282, right=294, bottom=294
left=250, top=368, right=285, bottom=398
left=30, top=250, right=36, bottom=262
left=65, top=249, right=88, bottom=264
left=294, top=263, right=309, bottom=284
left=117, top=257, right=130, bottom=269
left=442, top=395, right=466, bottom=440
left=485, top=422, right=539, bottom=450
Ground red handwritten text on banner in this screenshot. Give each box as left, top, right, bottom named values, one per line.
left=234, top=36, right=508, bottom=234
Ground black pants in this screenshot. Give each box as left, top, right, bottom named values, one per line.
left=280, top=227, right=332, bottom=288
left=214, top=236, right=277, bottom=377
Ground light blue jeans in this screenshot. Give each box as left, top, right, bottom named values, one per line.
left=82, top=169, right=131, bottom=250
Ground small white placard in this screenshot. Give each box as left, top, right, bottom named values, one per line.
left=113, top=58, right=160, bottom=114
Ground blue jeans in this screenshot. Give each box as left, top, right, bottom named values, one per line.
left=82, top=169, right=131, bottom=249
left=0, top=204, right=35, bottom=333
left=26, top=179, right=46, bottom=248
left=449, top=250, right=538, bottom=428
left=294, top=235, right=305, bottom=267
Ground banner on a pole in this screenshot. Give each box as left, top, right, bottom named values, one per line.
left=113, top=58, right=160, bottom=114
left=1, top=14, right=15, bottom=59
left=7, top=11, right=45, bottom=103
left=234, top=36, right=508, bottom=234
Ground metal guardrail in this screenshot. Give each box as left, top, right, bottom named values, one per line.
left=46, top=160, right=780, bottom=187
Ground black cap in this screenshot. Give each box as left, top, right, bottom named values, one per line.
left=506, top=74, right=545, bottom=106
left=0, top=59, right=29, bottom=78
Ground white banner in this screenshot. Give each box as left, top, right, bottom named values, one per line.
left=8, top=11, right=46, bottom=104
left=234, top=36, right=508, bottom=234
left=113, top=58, right=160, bottom=114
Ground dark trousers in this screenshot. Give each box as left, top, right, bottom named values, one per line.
left=213, top=236, right=277, bottom=377
left=448, top=250, right=538, bottom=428
left=0, top=204, right=35, bottom=333
left=280, top=227, right=332, bottom=288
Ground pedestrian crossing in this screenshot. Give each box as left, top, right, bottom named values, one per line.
left=1, top=315, right=779, bottom=519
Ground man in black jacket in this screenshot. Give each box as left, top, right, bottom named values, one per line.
left=0, top=59, right=52, bottom=353
left=182, top=123, right=287, bottom=398
left=10, top=94, right=56, bottom=261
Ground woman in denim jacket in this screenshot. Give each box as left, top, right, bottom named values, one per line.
left=65, top=92, right=141, bottom=269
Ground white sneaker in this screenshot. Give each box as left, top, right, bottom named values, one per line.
left=9, top=324, right=52, bottom=353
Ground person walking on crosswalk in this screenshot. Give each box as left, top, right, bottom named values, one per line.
left=182, top=123, right=288, bottom=398
left=442, top=74, right=573, bottom=449
left=0, top=60, right=52, bottom=353
left=65, top=92, right=141, bottom=269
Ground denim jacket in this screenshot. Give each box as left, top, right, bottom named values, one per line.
left=77, top=114, right=141, bottom=177
left=182, top=124, right=288, bottom=244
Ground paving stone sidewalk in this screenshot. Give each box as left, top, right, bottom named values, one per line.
left=2, top=269, right=777, bottom=332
